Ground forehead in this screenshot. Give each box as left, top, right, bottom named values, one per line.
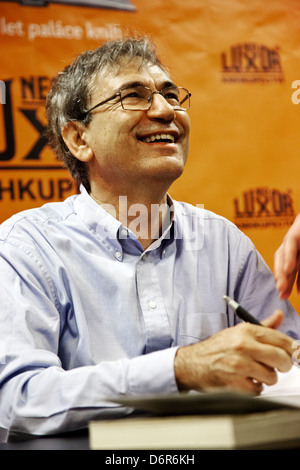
left=92, top=58, right=172, bottom=96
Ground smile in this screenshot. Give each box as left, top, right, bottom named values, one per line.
left=140, top=133, right=176, bottom=144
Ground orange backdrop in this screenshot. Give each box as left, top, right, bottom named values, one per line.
left=1, top=0, right=300, bottom=311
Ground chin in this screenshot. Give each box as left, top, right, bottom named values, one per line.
left=149, top=157, right=185, bottom=182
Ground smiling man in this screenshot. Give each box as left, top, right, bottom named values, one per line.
left=59, top=52, right=190, bottom=248
left=0, top=37, right=300, bottom=441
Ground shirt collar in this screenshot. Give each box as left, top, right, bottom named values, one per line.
left=74, top=185, right=176, bottom=259
left=74, top=186, right=123, bottom=259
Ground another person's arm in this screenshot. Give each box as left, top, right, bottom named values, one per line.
left=274, top=215, right=300, bottom=299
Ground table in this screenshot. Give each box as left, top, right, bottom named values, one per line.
left=1, top=428, right=300, bottom=451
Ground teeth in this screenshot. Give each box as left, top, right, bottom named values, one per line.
left=143, top=133, right=175, bottom=143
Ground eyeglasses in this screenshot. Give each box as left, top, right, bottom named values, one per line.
left=81, top=85, right=191, bottom=118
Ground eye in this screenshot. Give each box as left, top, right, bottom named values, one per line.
left=122, top=90, right=140, bottom=99
left=162, top=89, right=180, bottom=104
left=121, top=87, right=147, bottom=101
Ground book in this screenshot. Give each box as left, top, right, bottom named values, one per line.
left=89, top=389, right=300, bottom=450
left=89, top=409, right=300, bottom=450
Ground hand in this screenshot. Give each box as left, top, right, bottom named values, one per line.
left=274, top=214, right=300, bottom=299
left=174, top=310, right=293, bottom=394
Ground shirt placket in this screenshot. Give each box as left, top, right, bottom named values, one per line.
left=136, top=252, right=172, bottom=353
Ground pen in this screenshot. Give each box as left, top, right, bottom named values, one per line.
left=223, top=295, right=300, bottom=368
left=223, top=295, right=263, bottom=326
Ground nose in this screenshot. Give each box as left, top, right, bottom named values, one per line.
left=146, top=91, right=176, bottom=121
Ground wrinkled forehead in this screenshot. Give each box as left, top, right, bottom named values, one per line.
left=90, top=57, right=171, bottom=96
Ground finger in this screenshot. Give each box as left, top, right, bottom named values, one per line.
left=244, top=337, right=293, bottom=373
left=230, top=378, right=264, bottom=395
left=274, top=243, right=282, bottom=270
left=242, top=322, right=294, bottom=370
left=251, top=380, right=264, bottom=395
left=216, top=339, right=281, bottom=389
left=230, top=358, right=278, bottom=390
left=274, top=220, right=300, bottom=298
left=282, top=236, right=298, bottom=274
left=217, top=366, right=266, bottom=394
left=279, top=214, right=300, bottom=273
left=274, top=246, right=295, bottom=299
left=274, top=244, right=285, bottom=281
left=254, top=343, right=292, bottom=373
left=277, top=274, right=296, bottom=299
left=256, top=324, right=294, bottom=358
left=250, top=364, right=278, bottom=386
left=261, top=309, right=284, bottom=330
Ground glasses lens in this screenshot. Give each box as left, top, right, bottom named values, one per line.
left=162, top=87, right=190, bottom=110
left=120, top=86, right=190, bottom=111
left=120, top=86, right=151, bottom=110
left=179, top=88, right=190, bottom=110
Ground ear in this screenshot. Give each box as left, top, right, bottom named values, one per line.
left=61, top=121, right=93, bottom=162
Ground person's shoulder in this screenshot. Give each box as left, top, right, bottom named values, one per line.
left=0, top=194, right=78, bottom=242
left=174, top=200, right=238, bottom=228
left=173, top=200, right=255, bottom=254
left=173, top=200, right=251, bottom=245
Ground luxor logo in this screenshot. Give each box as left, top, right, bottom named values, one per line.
left=221, top=43, right=284, bottom=83
left=233, top=187, right=295, bottom=229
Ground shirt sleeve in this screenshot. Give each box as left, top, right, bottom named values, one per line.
left=0, top=239, right=178, bottom=441
left=231, top=234, right=300, bottom=339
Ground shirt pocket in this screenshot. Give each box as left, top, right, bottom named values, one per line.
left=178, top=312, right=228, bottom=346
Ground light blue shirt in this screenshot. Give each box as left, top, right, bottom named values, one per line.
left=0, top=186, right=299, bottom=440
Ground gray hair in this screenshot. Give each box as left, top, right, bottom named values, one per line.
left=45, top=37, right=166, bottom=192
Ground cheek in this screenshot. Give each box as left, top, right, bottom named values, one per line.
left=88, top=121, right=117, bottom=153
left=182, top=113, right=191, bottom=135
left=180, top=116, right=191, bottom=155
left=91, top=116, right=136, bottom=147
left=176, top=111, right=190, bottom=134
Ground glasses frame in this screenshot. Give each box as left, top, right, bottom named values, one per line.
left=81, top=85, right=191, bottom=118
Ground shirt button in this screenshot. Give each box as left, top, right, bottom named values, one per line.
left=148, top=301, right=157, bottom=309
left=120, top=229, right=127, bottom=238
left=115, top=251, right=122, bottom=259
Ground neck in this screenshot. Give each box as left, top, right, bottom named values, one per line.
left=90, top=187, right=172, bottom=250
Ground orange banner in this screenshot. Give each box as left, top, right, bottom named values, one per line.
left=1, top=0, right=300, bottom=310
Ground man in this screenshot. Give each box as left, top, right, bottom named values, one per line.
left=275, top=214, right=300, bottom=299
left=0, top=37, right=299, bottom=441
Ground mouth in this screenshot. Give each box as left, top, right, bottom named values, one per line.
left=138, top=132, right=178, bottom=144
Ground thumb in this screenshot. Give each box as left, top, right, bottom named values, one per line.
left=262, top=310, right=285, bottom=330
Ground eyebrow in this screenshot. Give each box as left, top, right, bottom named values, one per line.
left=118, top=80, right=178, bottom=91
